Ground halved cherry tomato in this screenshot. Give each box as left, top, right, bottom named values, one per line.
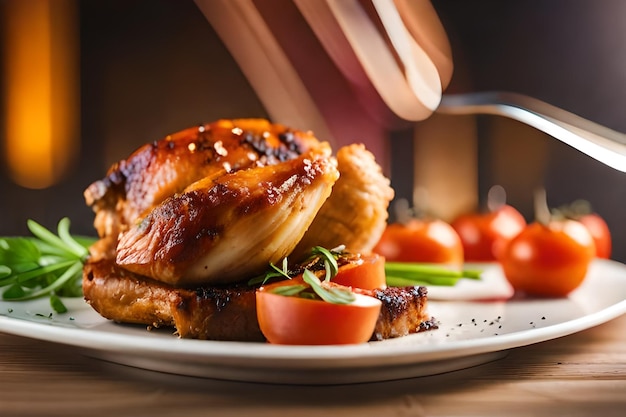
left=500, top=220, right=596, bottom=297
left=256, top=279, right=382, bottom=345
left=373, top=219, right=463, bottom=265
left=451, top=204, right=526, bottom=262
left=332, top=253, right=386, bottom=290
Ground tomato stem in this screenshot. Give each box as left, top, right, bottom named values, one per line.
left=486, top=185, right=506, bottom=212
left=533, top=188, right=552, bottom=226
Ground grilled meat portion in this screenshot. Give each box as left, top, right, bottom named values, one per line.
left=81, top=119, right=411, bottom=343
left=84, top=119, right=321, bottom=241
left=292, top=144, right=394, bottom=260
left=83, top=258, right=435, bottom=341
left=115, top=143, right=339, bottom=286
left=359, top=286, right=437, bottom=341
left=83, top=259, right=263, bottom=341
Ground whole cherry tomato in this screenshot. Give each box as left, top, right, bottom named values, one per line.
left=256, top=278, right=381, bottom=345
left=451, top=204, right=526, bottom=262
left=552, top=200, right=611, bottom=259
left=578, top=213, right=611, bottom=259
left=372, top=219, right=463, bottom=265
left=332, top=253, right=387, bottom=290
left=500, top=220, right=596, bottom=297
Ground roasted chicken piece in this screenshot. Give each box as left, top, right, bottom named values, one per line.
left=84, top=119, right=321, bottom=241
left=83, top=258, right=437, bottom=341
left=115, top=143, right=339, bottom=286
left=291, top=144, right=394, bottom=259
left=83, top=258, right=264, bottom=341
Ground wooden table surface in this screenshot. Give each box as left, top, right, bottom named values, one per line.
left=0, top=312, right=624, bottom=417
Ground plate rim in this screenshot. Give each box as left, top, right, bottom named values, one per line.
left=0, top=259, right=625, bottom=382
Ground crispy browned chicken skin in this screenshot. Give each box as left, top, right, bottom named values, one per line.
left=84, top=119, right=321, bottom=242
left=115, top=143, right=339, bottom=286
left=85, top=119, right=393, bottom=279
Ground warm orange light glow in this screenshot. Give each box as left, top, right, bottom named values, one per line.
left=2, top=0, right=79, bottom=189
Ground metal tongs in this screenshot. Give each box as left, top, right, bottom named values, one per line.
left=197, top=0, right=626, bottom=172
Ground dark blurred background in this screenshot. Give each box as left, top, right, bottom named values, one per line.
left=434, top=0, right=626, bottom=262
left=1, top=0, right=625, bottom=261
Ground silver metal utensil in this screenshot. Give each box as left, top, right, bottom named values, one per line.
left=437, top=91, right=626, bottom=173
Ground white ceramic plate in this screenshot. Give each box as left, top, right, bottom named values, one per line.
left=0, top=260, right=625, bottom=385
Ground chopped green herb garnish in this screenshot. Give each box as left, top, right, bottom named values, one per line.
left=248, top=256, right=291, bottom=286
left=260, top=246, right=355, bottom=305
left=309, top=246, right=339, bottom=280
left=256, top=245, right=483, bottom=305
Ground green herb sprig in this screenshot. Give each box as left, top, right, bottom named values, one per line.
left=302, top=269, right=355, bottom=304
left=254, top=245, right=356, bottom=305
left=0, top=218, right=96, bottom=313
left=248, top=256, right=291, bottom=286
left=253, top=245, right=484, bottom=304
